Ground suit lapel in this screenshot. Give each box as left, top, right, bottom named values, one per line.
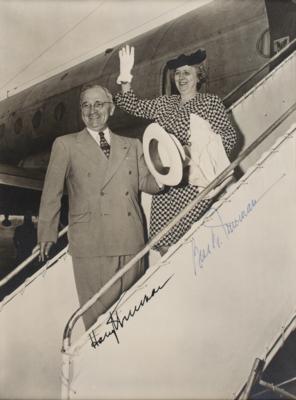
left=76, top=128, right=108, bottom=169
left=102, top=131, right=130, bottom=189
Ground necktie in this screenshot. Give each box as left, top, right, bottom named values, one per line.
left=99, top=131, right=111, bottom=158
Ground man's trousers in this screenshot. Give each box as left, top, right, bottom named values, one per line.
left=71, top=255, right=145, bottom=330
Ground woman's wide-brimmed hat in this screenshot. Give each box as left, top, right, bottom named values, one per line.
left=166, top=48, right=206, bottom=70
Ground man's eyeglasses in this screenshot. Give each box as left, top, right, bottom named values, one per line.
left=81, top=101, right=112, bottom=112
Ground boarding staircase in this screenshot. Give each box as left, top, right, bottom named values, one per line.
left=0, top=44, right=296, bottom=400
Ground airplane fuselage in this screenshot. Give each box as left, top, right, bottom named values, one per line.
left=0, top=0, right=295, bottom=217
left=0, top=0, right=270, bottom=167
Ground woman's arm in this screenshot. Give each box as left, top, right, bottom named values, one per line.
left=115, top=45, right=164, bottom=120
left=114, top=89, right=164, bottom=120
left=121, top=82, right=131, bottom=94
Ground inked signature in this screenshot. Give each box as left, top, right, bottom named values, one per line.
left=89, top=275, right=172, bottom=349
left=191, top=172, right=287, bottom=272
left=192, top=198, right=257, bottom=273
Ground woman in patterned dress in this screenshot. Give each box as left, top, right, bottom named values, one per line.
left=114, top=45, right=237, bottom=255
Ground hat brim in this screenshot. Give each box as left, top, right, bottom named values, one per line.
left=143, top=123, right=185, bottom=186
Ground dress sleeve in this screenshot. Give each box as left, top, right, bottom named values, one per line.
left=114, top=89, right=164, bottom=120
left=207, top=95, right=237, bottom=157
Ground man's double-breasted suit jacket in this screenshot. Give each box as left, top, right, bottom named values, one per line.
left=38, top=128, right=159, bottom=258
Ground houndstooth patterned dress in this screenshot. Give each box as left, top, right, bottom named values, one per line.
left=114, top=90, right=237, bottom=251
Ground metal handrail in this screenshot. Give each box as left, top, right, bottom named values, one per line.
left=0, top=225, right=68, bottom=288
left=62, top=101, right=296, bottom=351
left=223, top=38, right=296, bottom=106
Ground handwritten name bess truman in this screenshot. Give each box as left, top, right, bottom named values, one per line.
left=192, top=198, right=257, bottom=271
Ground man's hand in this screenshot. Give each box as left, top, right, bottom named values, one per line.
left=116, top=44, right=134, bottom=84
left=32, top=241, right=54, bottom=262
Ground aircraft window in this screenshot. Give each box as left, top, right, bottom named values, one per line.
left=162, top=65, right=179, bottom=96
left=257, top=28, right=271, bottom=58
left=14, top=117, right=22, bottom=135
left=54, top=102, right=65, bottom=121
left=0, top=123, right=5, bottom=138
left=32, top=110, right=42, bottom=129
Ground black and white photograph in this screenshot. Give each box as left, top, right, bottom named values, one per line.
left=0, top=0, right=296, bottom=399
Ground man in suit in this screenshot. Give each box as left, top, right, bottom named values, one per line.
left=37, top=83, right=160, bottom=330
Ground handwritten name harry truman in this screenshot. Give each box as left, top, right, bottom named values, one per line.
left=89, top=276, right=172, bottom=349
